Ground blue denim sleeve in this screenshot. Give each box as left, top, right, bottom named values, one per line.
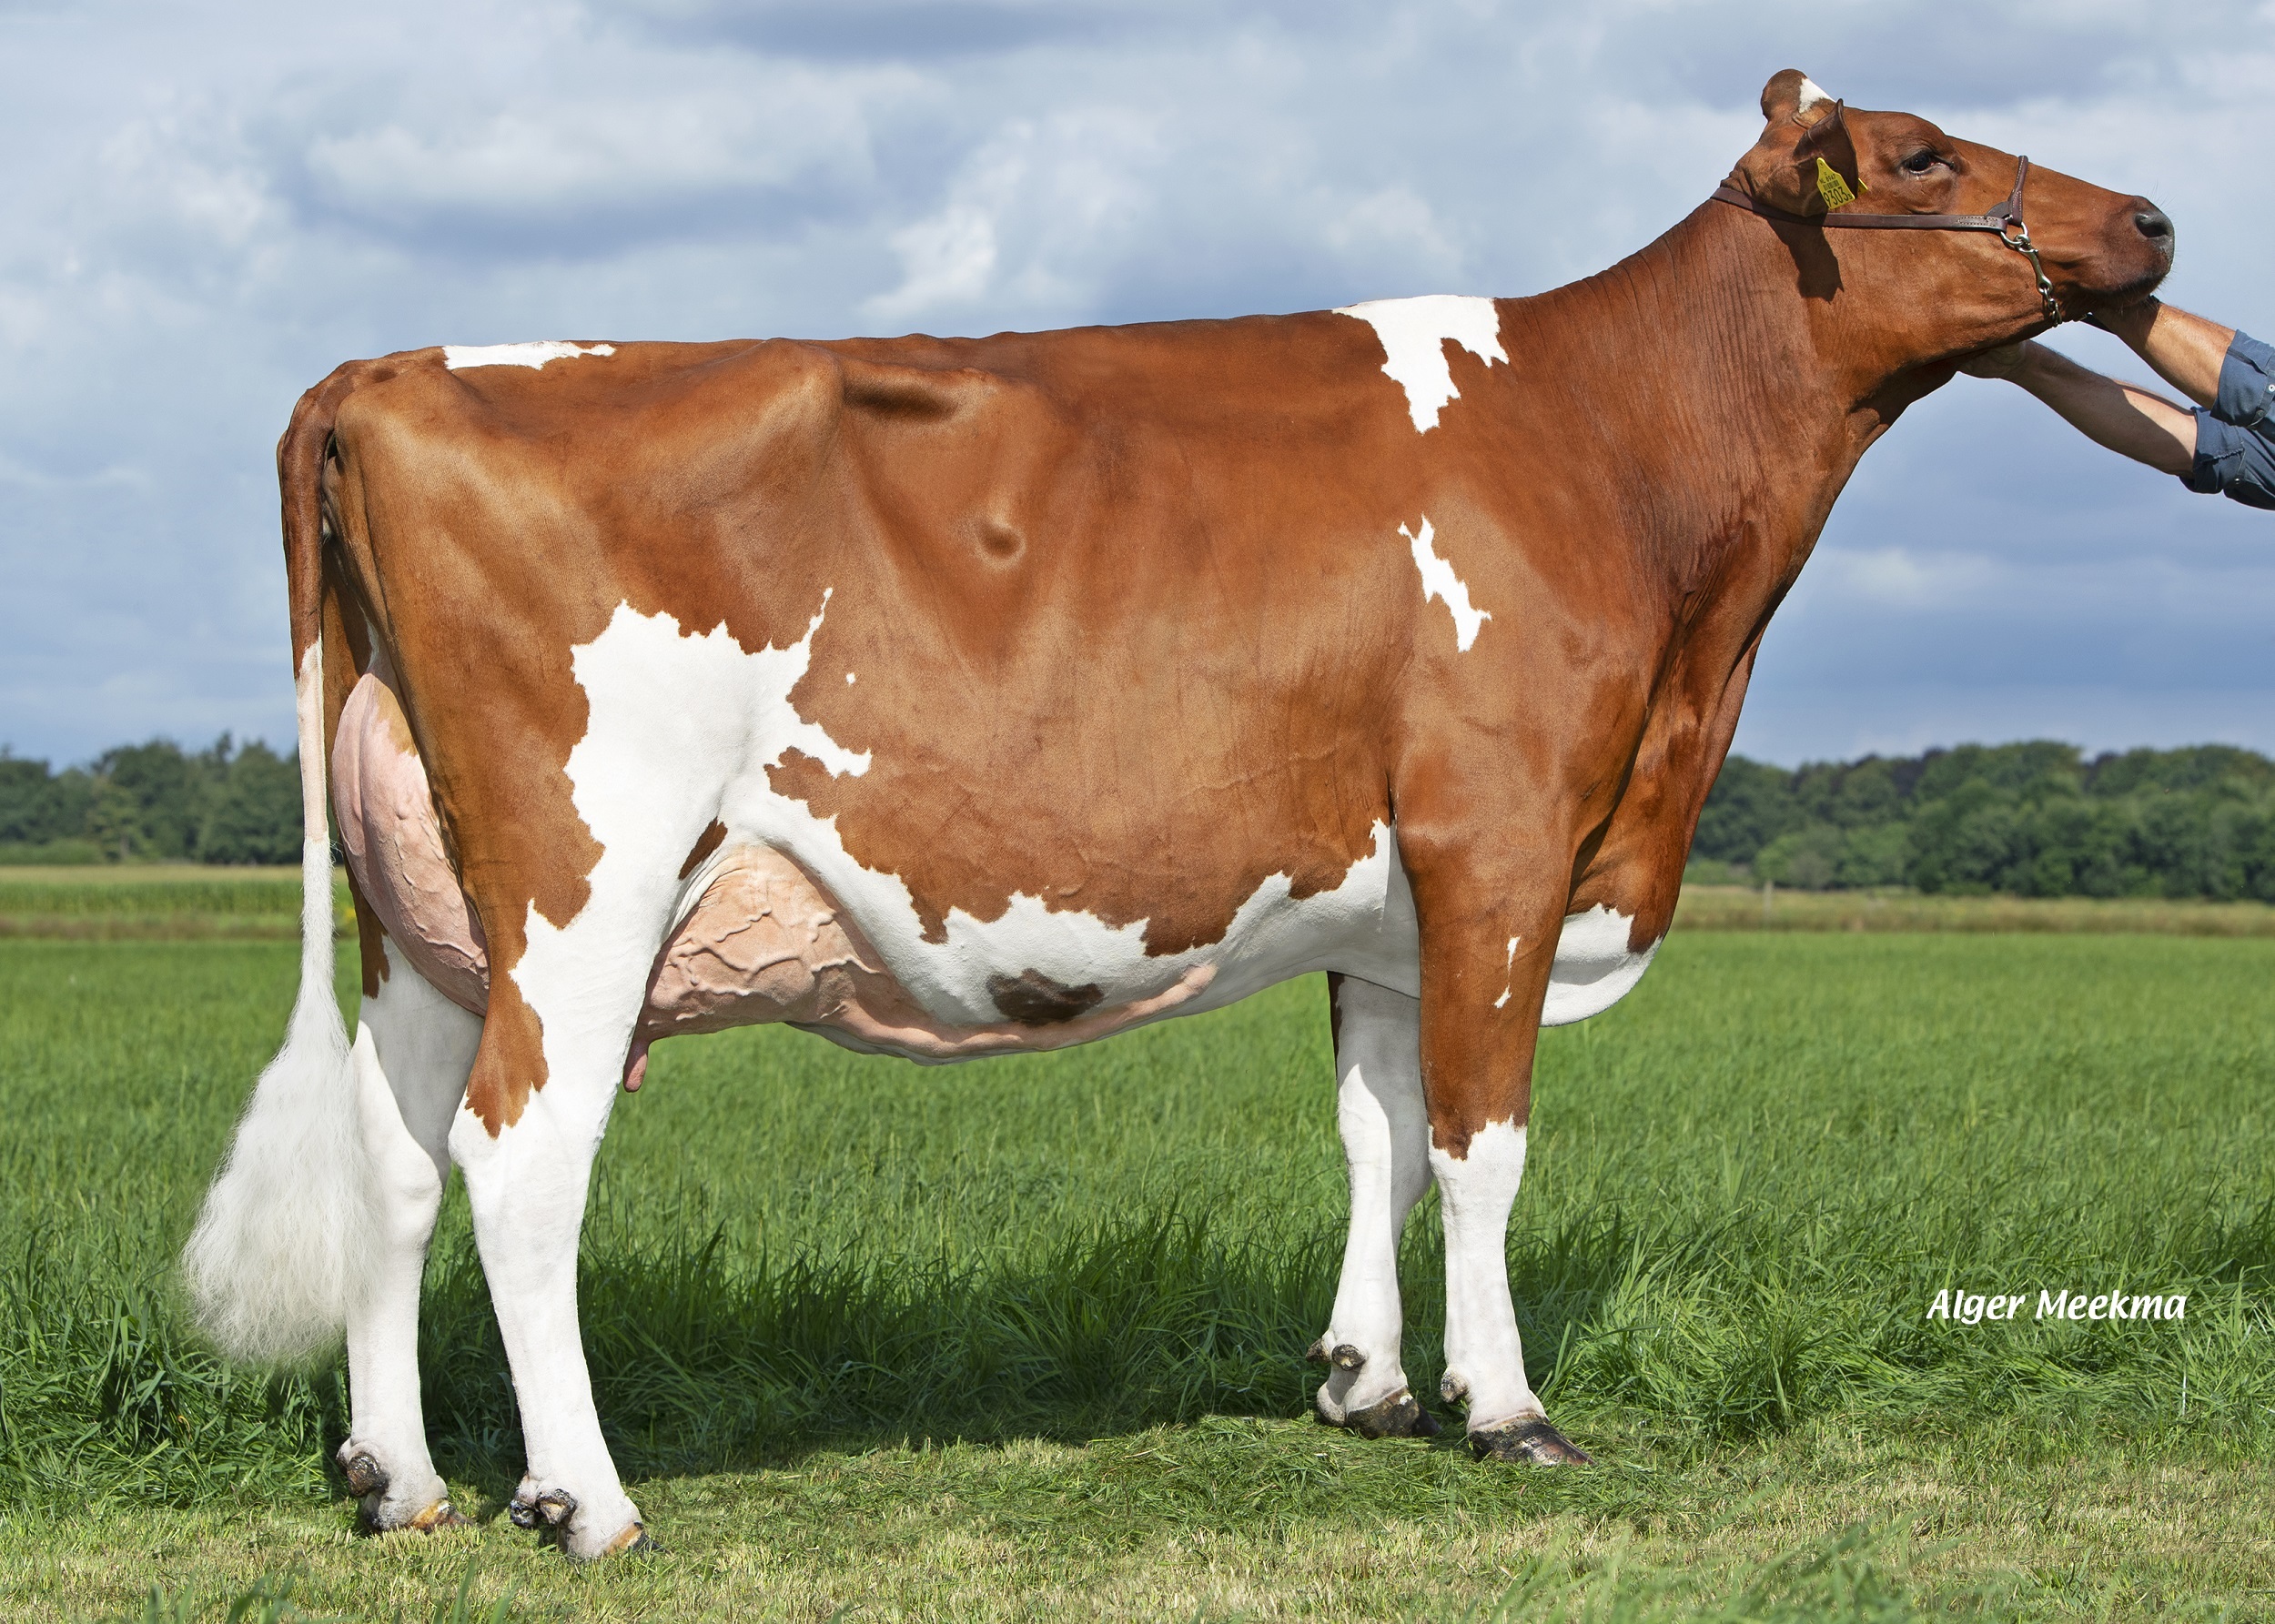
left=2211, top=328, right=2275, bottom=429
left=2180, top=330, right=2275, bottom=508
left=2184, top=413, right=2275, bottom=509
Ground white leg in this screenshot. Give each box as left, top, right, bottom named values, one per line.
left=448, top=996, right=646, bottom=1558
left=340, top=955, right=482, bottom=1528
left=1432, top=1119, right=1587, bottom=1462
left=1314, top=975, right=1438, bottom=1437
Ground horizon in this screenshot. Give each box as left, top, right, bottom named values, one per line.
left=7, top=729, right=2271, bottom=780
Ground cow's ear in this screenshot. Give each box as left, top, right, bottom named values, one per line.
left=1731, top=78, right=1866, bottom=217
left=1760, top=68, right=1838, bottom=126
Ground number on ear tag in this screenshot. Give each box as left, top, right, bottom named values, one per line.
left=1815, top=156, right=1860, bottom=210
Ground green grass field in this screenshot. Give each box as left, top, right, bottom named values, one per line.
left=0, top=920, right=2270, bottom=1619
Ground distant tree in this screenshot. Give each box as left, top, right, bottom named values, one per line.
left=82, top=776, right=147, bottom=862
left=197, top=741, right=300, bottom=864
left=91, top=739, right=196, bottom=859
left=1691, top=756, right=1799, bottom=863
left=0, top=751, right=66, bottom=844
left=1697, top=739, right=2275, bottom=898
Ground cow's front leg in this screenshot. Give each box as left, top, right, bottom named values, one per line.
left=1312, top=973, right=1438, bottom=1438
left=340, top=952, right=483, bottom=1531
left=449, top=973, right=650, bottom=1558
left=1404, top=841, right=1592, bottom=1466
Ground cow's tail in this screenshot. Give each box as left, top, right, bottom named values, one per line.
left=183, top=388, right=378, bottom=1363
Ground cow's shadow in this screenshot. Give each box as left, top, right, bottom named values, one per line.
left=390, top=1204, right=1633, bottom=1508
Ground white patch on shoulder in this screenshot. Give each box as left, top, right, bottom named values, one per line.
left=1541, top=904, right=1660, bottom=1025
left=442, top=341, right=617, bottom=371
left=1335, top=295, right=1508, bottom=432
left=1400, top=516, right=1490, bottom=651
left=1795, top=76, right=1833, bottom=115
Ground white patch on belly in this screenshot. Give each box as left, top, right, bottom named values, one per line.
left=1401, top=516, right=1489, bottom=651
left=521, top=598, right=1423, bottom=1060
left=442, top=341, right=617, bottom=371
left=1540, top=904, right=1659, bottom=1026
left=1334, top=295, right=1507, bottom=432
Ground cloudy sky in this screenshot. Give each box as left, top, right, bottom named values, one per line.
left=5, top=0, right=2271, bottom=769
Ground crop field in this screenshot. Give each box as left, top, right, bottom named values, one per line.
left=0, top=901, right=2271, bottom=1619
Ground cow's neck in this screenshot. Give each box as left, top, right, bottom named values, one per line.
left=1504, top=205, right=1942, bottom=615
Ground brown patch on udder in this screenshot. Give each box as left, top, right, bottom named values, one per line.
left=678, top=819, right=727, bottom=880
left=987, top=969, right=1105, bottom=1024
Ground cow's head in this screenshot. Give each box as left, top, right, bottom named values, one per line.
left=1724, top=69, right=2172, bottom=356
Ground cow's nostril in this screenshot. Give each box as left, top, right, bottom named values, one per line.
left=2134, top=207, right=2173, bottom=241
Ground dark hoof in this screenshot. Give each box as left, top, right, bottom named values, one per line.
left=1469, top=1417, right=1592, bottom=1465
left=509, top=1487, right=578, bottom=1530
left=1345, top=1387, right=1441, bottom=1440
left=1305, top=1337, right=1330, bottom=1367
left=340, top=1451, right=388, bottom=1499
left=1330, top=1344, right=1367, bottom=1372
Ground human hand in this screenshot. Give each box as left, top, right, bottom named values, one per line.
left=1958, top=342, right=2033, bottom=379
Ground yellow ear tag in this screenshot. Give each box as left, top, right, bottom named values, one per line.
left=1815, top=156, right=1862, bottom=210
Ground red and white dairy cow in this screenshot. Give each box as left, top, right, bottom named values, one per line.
left=186, top=72, right=2172, bottom=1556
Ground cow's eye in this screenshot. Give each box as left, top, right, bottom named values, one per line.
left=1900, top=149, right=1945, bottom=176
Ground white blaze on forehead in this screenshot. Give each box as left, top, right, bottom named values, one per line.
left=442, top=341, right=618, bottom=371
left=1401, top=517, right=1490, bottom=652
left=1335, top=295, right=1508, bottom=432
left=1795, top=76, right=1834, bottom=115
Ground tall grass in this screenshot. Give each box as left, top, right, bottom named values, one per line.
left=0, top=934, right=2269, bottom=1522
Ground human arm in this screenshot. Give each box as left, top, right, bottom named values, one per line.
left=2091, top=298, right=2235, bottom=409
left=1959, top=340, right=2197, bottom=475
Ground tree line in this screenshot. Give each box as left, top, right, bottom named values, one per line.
left=0, top=737, right=301, bottom=865
left=8, top=731, right=2275, bottom=899
left=1694, top=741, right=2275, bottom=899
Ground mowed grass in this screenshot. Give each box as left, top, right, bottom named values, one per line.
left=0, top=931, right=2270, bottom=1619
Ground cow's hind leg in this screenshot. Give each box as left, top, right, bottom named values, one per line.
left=339, top=953, right=483, bottom=1531
left=449, top=963, right=654, bottom=1559
left=1312, top=974, right=1439, bottom=1438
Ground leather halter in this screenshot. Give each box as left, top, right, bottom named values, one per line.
left=1710, top=156, right=2065, bottom=324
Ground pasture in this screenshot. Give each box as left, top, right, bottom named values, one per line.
left=0, top=897, right=2270, bottom=1618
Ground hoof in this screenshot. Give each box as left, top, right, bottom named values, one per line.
left=1468, top=1417, right=1592, bottom=1465
left=600, top=1521, right=659, bottom=1558
left=1329, top=1344, right=1367, bottom=1372
left=339, top=1449, right=460, bottom=1535
left=1342, top=1387, right=1441, bottom=1440
left=340, top=1451, right=388, bottom=1499
left=509, top=1486, right=578, bottom=1531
